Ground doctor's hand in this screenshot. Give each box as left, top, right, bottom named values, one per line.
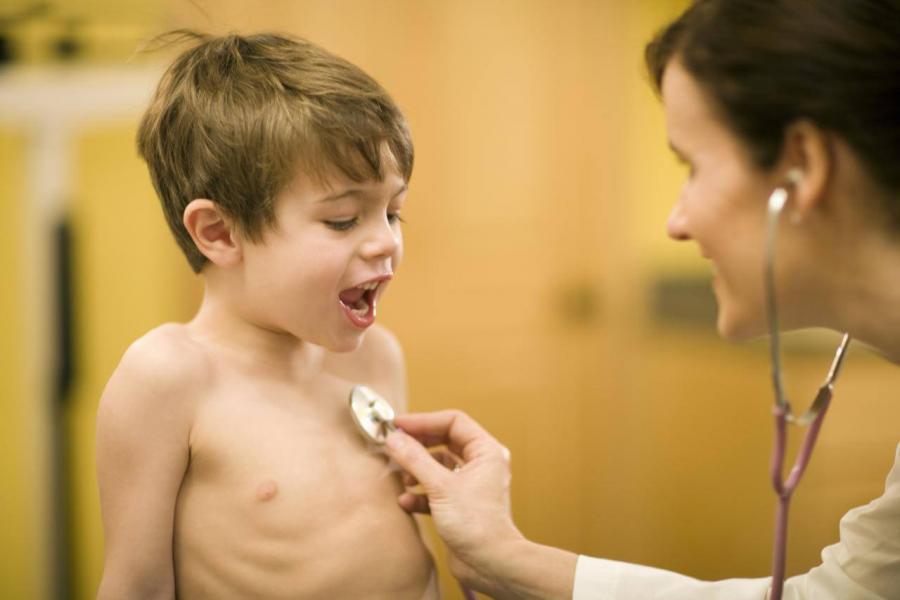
left=384, top=410, right=577, bottom=600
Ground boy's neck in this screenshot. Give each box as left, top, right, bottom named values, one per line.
left=188, top=279, right=326, bottom=380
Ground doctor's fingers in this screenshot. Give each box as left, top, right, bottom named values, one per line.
left=393, top=410, right=509, bottom=463
left=402, top=450, right=462, bottom=487
left=398, top=491, right=431, bottom=515
left=385, top=429, right=454, bottom=492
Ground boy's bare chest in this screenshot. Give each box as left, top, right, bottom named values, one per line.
left=183, top=373, right=400, bottom=523
left=172, top=373, right=435, bottom=598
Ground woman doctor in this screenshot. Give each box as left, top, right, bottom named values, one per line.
left=383, top=1, right=900, bottom=598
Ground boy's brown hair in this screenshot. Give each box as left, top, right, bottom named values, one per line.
left=137, top=31, right=414, bottom=272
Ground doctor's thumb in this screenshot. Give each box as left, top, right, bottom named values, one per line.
left=385, top=429, right=448, bottom=490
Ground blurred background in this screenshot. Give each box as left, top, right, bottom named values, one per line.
left=2, top=1, right=899, bottom=598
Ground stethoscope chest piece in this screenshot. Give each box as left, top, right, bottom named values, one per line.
left=349, top=385, right=397, bottom=445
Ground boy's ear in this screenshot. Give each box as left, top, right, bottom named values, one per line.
left=779, top=120, right=832, bottom=221
left=183, top=199, right=242, bottom=268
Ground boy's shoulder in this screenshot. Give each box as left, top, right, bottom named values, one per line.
left=100, top=323, right=210, bottom=416
left=121, top=322, right=210, bottom=382
left=353, top=323, right=405, bottom=374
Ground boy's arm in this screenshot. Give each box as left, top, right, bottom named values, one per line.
left=95, top=338, right=195, bottom=600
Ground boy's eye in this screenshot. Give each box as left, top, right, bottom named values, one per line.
left=387, top=212, right=405, bottom=225
left=324, top=218, right=359, bottom=231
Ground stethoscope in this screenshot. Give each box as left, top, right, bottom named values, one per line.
left=348, top=385, right=477, bottom=600
left=765, top=171, right=850, bottom=599
left=349, top=384, right=398, bottom=444
left=346, top=172, right=852, bottom=600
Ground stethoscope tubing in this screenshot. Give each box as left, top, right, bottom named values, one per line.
left=764, top=184, right=851, bottom=600
left=768, top=394, right=831, bottom=599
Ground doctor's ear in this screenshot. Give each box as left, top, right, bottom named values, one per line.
left=183, top=199, right=243, bottom=268
left=779, top=120, right=832, bottom=222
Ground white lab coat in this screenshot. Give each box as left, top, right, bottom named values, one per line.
left=573, top=444, right=900, bottom=599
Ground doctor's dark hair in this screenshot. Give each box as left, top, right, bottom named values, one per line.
left=137, top=31, right=414, bottom=273
left=645, top=0, right=900, bottom=228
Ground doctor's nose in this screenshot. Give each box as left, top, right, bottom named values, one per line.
left=666, top=197, right=691, bottom=241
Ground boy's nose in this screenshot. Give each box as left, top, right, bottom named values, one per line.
left=666, top=193, right=691, bottom=241
left=360, top=220, right=401, bottom=259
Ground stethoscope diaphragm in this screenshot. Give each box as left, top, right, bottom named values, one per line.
left=348, top=384, right=397, bottom=445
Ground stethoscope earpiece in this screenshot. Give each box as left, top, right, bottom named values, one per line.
left=786, top=167, right=803, bottom=186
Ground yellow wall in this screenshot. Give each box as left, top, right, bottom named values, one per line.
left=0, top=130, right=42, bottom=599
left=3, top=2, right=899, bottom=599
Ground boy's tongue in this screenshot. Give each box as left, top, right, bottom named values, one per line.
left=339, top=287, right=367, bottom=308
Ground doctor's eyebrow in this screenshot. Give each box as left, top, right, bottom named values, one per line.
left=318, top=183, right=408, bottom=203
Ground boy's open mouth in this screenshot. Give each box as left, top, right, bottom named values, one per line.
left=339, top=282, right=377, bottom=316
left=338, top=277, right=388, bottom=328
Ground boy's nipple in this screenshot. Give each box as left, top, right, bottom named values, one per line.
left=256, top=479, right=279, bottom=502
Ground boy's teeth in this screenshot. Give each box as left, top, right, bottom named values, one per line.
left=358, top=281, right=378, bottom=291
left=351, top=300, right=370, bottom=316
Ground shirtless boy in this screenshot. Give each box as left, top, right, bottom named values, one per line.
left=96, top=32, right=437, bottom=599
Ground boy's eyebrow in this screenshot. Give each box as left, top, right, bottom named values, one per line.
left=318, top=183, right=408, bottom=203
